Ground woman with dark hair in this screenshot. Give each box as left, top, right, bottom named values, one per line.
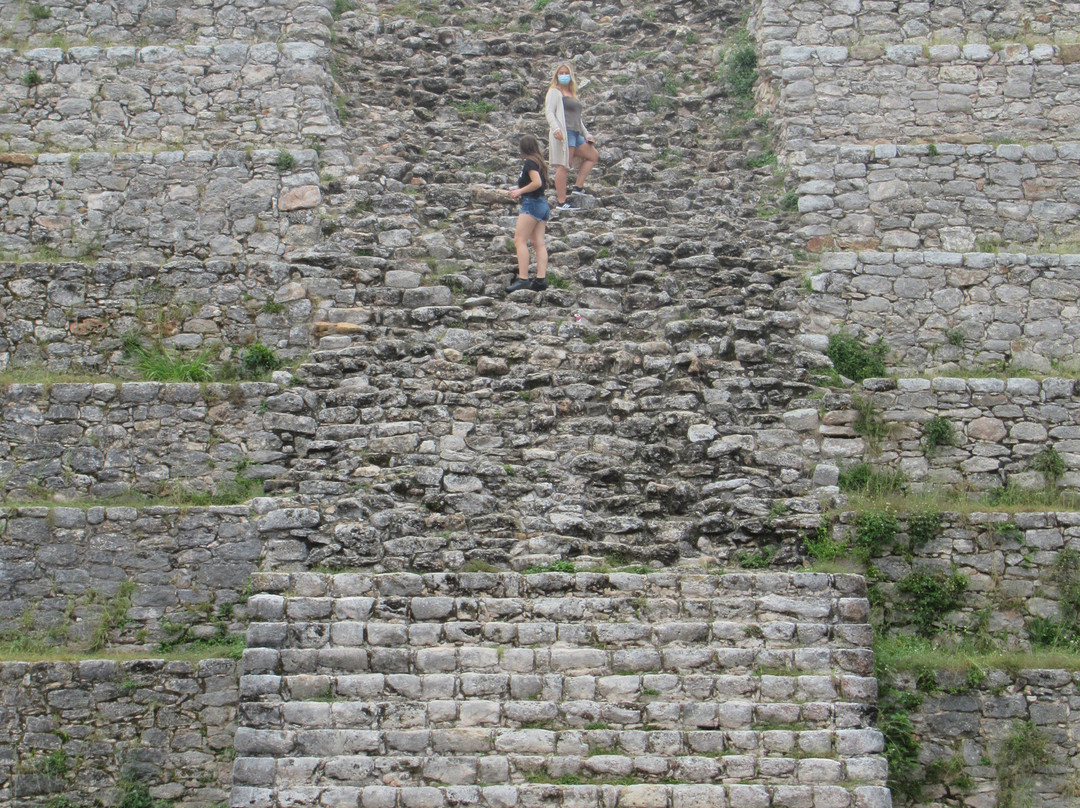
left=507, top=134, right=550, bottom=293
left=545, top=62, right=599, bottom=210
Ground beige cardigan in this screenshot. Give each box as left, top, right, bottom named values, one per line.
left=545, top=86, right=590, bottom=169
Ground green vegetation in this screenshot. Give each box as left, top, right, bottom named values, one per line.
left=826, top=330, right=888, bottom=382
left=1031, top=445, right=1066, bottom=486
left=838, top=462, right=906, bottom=497
left=522, top=561, right=576, bottom=574
left=804, top=523, right=848, bottom=562
left=1028, top=549, right=1080, bottom=651
left=30, top=4, right=52, bottom=19
left=923, top=415, right=956, bottom=454
left=239, top=342, right=283, bottom=378
left=131, top=343, right=214, bottom=382
left=453, top=99, right=496, bottom=121
left=851, top=395, right=893, bottom=452
left=545, top=273, right=571, bottom=290
left=905, top=509, right=943, bottom=549
left=332, top=0, right=356, bottom=18
left=853, top=509, right=898, bottom=561
left=778, top=190, right=799, bottom=212
left=275, top=150, right=296, bottom=172
left=459, top=560, right=500, bottom=573
left=736, top=547, right=776, bottom=569
left=896, top=570, right=968, bottom=636
left=746, top=150, right=777, bottom=168
left=24, top=69, right=43, bottom=87
left=996, top=721, right=1050, bottom=808
left=724, top=31, right=757, bottom=102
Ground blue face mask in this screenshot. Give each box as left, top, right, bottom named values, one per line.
left=557, top=74, right=571, bottom=85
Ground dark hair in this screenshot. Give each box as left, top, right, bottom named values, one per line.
left=519, top=135, right=548, bottom=186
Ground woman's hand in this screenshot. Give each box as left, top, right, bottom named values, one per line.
left=509, top=188, right=521, bottom=200
left=553, top=130, right=563, bottom=141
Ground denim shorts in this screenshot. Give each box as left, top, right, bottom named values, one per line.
left=520, top=195, right=550, bottom=222
left=567, top=129, right=587, bottom=148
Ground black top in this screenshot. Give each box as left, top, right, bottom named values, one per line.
left=518, top=158, right=547, bottom=198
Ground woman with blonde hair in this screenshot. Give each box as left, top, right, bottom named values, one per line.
left=545, top=62, right=599, bottom=210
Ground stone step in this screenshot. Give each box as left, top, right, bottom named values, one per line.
left=245, top=618, right=872, bottom=653
left=231, top=750, right=886, bottom=787
left=236, top=699, right=874, bottom=735
left=239, top=644, right=873, bottom=679
left=229, top=781, right=893, bottom=808
left=232, top=725, right=883, bottom=760
left=241, top=671, right=877, bottom=706
left=251, top=572, right=867, bottom=601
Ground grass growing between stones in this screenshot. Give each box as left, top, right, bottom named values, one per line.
left=875, top=634, right=1080, bottom=674
left=0, top=642, right=244, bottom=664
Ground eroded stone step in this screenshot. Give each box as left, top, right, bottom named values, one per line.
left=242, top=671, right=877, bottom=707
left=231, top=725, right=883, bottom=760
left=229, top=781, right=893, bottom=808
left=240, top=645, right=873, bottom=680
left=232, top=748, right=886, bottom=787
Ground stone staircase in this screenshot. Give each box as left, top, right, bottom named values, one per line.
left=232, top=570, right=889, bottom=808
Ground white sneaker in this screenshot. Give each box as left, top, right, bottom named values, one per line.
left=571, top=188, right=586, bottom=196
left=555, top=202, right=574, bottom=211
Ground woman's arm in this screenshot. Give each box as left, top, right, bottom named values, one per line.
left=545, top=88, right=564, bottom=138
left=510, top=169, right=543, bottom=199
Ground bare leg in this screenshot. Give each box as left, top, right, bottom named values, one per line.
left=512, top=213, right=534, bottom=278
left=571, top=143, right=599, bottom=191
left=531, top=219, right=547, bottom=278
left=554, top=165, right=568, bottom=204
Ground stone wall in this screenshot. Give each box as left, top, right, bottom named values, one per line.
left=0, top=148, right=327, bottom=261
left=0, top=0, right=334, bottom=47
left=759, top=42, right=1080, bottom=149
left=801, top=250, right=1080, bottom=373
left=836, top=510, right=1080, bottom=645
left=0, top=43, right=342, bottom=153
left=789, top=142, right=1080, bottom=252
left=0, top=505, right=256, bottom=647
left=900, top=667, right=1080, bottom=808
left=0, top=258, right=341, bottom=372
left=0, top=381, right=313, bottom=499
left=0, top=498, right=326, bottom=648
left=0, top=658, right=237, bottom=808
left=808, top=377, right=1080, bottom=495
left=752, top=0, right=1077, bottom=48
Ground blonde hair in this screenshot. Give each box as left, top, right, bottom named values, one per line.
left=549, top=63, right=577, bottom=96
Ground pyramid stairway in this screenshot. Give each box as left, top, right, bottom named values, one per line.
left=232, top=570, right=889, bottom=808
left=0, top=1, right=901, bottom=807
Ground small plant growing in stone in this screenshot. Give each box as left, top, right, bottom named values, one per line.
left=852, top=395, right=894, bottom=453
left=545, top=273, right=571, bottom=289
left=923, top=415, right=956, bottom=454
left=779, top=190, right=799, bottom=211
left=523, top=561, right=575, bottom=574
left=826, top=330, right=888, bottom=382
left=1031, top=446, right=1066, bottom=487
left=29, top=4, right=51, bottom=19
left=906, top=510, right=943, bottom=549
left=240, top=342, right=282, bottom=379
left=724, top=32, right=757, bottom=102
left=927, top=143, right=939, bottom=157
left=736, top=547, right=776, bottom=569
left=996, top=721, right=1050, bottom=808
left=804, top=523, right=848, bottom=562
left=838, top=462, right=906, bottom=497
left=944, top=328, right=964, bottom=347
left=275, top=150, right=296, bottom=172
left=854, top=509, right=898, bottom=561
left=23, top=69, right=42, bottom=87
left=896, top=570, right=968, bottom=636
